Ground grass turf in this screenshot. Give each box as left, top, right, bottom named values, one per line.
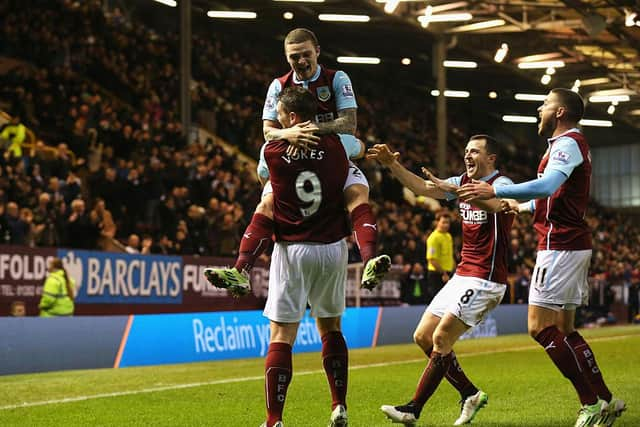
left=0, top=325, right=638, bottom=426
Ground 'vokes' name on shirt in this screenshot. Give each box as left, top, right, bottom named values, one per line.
left=281, top=149, right=326, bottom=163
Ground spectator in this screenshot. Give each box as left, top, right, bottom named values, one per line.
left=10, top=300, right=27, bottom=317
left=0, top=115, right=27, bottom=161
left=124, top=233, right=141, bottom=253
left=90, top=197, right=117, bottom=243
left=5, top=201, right=28, bottom=245
left=401, top=262, right=429, bottom=305
left=66, top=198, right=98, bottom=249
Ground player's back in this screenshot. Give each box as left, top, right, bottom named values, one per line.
left=264, top=134, right=350, bottom=243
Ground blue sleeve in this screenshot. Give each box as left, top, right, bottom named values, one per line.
left=332, top=71, right=357, bottom=111
left=495, top=169, right=568, bottom=199
left=262, top=79, right=282, bottom=121
left=444, top=175, right=462, bottom=201
left=546, top=136, right=584, bottom=176
left=257, top=143, right=269, bottom=179
left=338, top=134, right=362, bottom=159
left=493, top=176, right=514, bottom=187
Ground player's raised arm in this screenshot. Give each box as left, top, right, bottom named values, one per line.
left=367, top=144, right=448, bottom=199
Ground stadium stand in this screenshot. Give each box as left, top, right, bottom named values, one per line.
left=1, top=0, right=639, bottom=320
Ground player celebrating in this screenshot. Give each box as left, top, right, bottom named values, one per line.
left=256, top=87, right=363, bottom=427
left=367, top=135, right=514, bottom=426
left=458, top=88, right=625, bottom=427
left=204, top=28, right=390, bottom=295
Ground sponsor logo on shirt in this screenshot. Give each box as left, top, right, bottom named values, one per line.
left=342, top=84, right=354, bottom=98
left=459, top=202, right=488, bottom=224
left=316, top=86, right=331, bottom=102
left=551, top=150, right=570, bottom=164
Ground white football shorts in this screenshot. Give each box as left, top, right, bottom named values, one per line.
left=426, top=274, right=507, bottom=327
left=528, top=249, right=592, bottom=311
left=261, top=180, right=273, bottom=199
left=263, top=239, right=348, bottom=323
left=344, top=160, right=369, bottom=190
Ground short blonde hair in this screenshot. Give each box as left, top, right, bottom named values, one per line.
left=284, top=28, right=319, bottom=49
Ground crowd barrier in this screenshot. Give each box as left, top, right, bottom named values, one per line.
left=0, top=246, right=402, bottom=316
left=0, top=305, right=528, bottom=375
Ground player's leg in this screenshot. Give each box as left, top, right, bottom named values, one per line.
left=343, top=164, right=390, bottom=290
left=559, top=311, right=626, bottom=426
left=204, top=185, right=275, bottom=295
left=529, top=305, right=606, bottom=426
left=528, top=250, right=607, bottom=426
left=263, top=321, right=299, bottom=427
left=261, top=241, right=310, bottom=426
left=316, top=316, right=349, bottom=427
left=307, top=240, right=349, bottom=426
left=410, top=308, right=481, bottom=408
left=556, top=249, right=625, bottom=424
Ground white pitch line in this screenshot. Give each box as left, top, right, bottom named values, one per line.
left=1, top=333, right=636, bottom=411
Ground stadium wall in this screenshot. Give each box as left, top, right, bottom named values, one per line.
left=0, top=246, right=402, bottom=316
left=375, top=305, right=528, bottom=346
left=0, top=316, right=128, bottom=375
left=0, top=305, right=527, bottom=375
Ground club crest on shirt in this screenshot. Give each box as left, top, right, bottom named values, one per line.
left=551, top=150, right=570, bottom=164
left=316, top=86, right=331, bottom=102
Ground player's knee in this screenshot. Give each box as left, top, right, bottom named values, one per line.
left=256, top=195, right=274, bottom=218
left=413, top=329, right=432, bottom=351
left=432, top=329, right=449, bottom=350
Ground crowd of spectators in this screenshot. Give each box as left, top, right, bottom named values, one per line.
left=1, top=0, right=639, bottom=314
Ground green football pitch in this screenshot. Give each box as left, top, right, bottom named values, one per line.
left=1, top=325, right=638, bottom=426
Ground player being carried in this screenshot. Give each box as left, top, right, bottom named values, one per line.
left=368, top=135, right=514, bottom=426
left=204, top=28, right=390, bottom=295
left=253, top=86, right=362, bottom=427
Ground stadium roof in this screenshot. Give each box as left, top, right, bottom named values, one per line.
left=144, top=0, right=640, bottom=137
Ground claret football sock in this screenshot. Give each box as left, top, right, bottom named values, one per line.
left=566, top=331, right=613, bottom=402
left=235, top=213, right=274, bottom=272
left=322, top=331, right=349, bottom=410
left=446, top=351, right=479, bottom=399
left=350, top=203, right=377, bottom=264
left=424, top=346, right=478, bottom=399
left=412, top=351, right=453, bottom=414
left=535, top=326, right=598, bottom=405
left=265, top=342, right=292, bottom=426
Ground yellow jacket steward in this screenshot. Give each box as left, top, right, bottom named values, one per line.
left=39, top=270, right=75, bottom=317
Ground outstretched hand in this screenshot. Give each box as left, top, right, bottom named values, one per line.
left=421, top=167, right=458, bottom=193
left=366, top=144, right=400, bottom=166
left=457, top=180, right=496, bottom=201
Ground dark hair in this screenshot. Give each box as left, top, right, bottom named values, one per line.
left=469, top=134, right=500, bottom=158
left=436, top=211, right=451, bottom=221
left=551, top=88, right=584, bottom=122
left=51, top=258, right=75, bottom=300
left=284, top=28, right=319, bottom=48
left=278, top=86, right=317, bottom=122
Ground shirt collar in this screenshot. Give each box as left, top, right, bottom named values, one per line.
left=547, top=127, right=581, bottom=145
left=476, top=170, right=499, bottom=182
left=293, top=64, right=322, bottom=85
